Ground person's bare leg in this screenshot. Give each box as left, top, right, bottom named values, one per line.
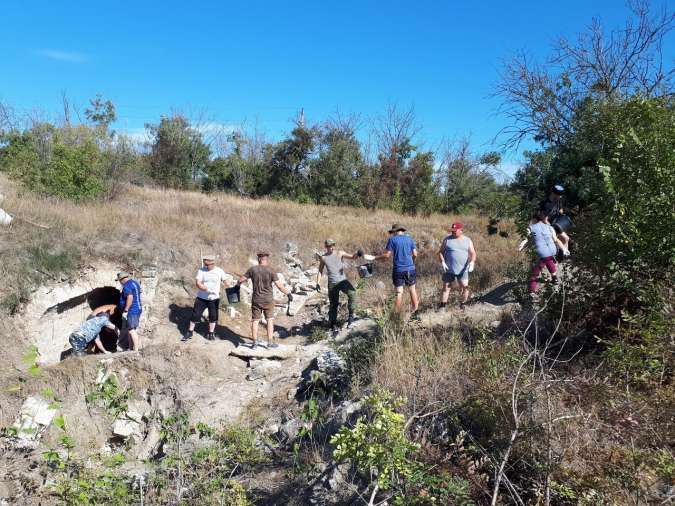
left=129, top=329, right=139, bottom=351
left=409, top=285, right=419, bottom=312
left=394, top=287, right=404, bottom=312
left=188, top=321, right=196, bottom=332
left=251, top=319, right=259, bottom=345
left=441, top=282, right=451, bottom=304
left=460, top=282, right=470, bottom=303
left=208, top=321, right=216, bottom=333
left=266, top=318, right=274, bottom=344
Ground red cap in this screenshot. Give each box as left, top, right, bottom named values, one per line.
left=450, top=222, right=463, bottom=231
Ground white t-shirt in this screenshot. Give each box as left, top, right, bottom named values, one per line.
left=196, top=267, right=228, bottom=300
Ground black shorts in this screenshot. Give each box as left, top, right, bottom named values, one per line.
left=191, top=297, right=219, bottom=323
left=393, top=270, right=417, bottom=288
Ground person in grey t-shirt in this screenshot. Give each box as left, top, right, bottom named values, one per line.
left=316, top=239, right=364, bottom=334
left=438, top=222, right=476, bottom=308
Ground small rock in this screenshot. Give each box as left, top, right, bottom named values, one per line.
left=11, top=397, right=57, bottom=443
left=375, top=281, right=386, bottom=290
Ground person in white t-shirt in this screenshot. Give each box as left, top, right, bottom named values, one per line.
left=182, top=254, right=231, bottom=342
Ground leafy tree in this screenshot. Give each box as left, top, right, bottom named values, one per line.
left=308, top=125, right=363, bottom=206
left=265, top=125, right=316, bottom=200
left=146, top=115, right=211, bottom=189
left=401, top=151, right=437, bottom=215
left=85, top=93, right=117, bottom=131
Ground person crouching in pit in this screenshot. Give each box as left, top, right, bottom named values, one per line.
left=68, top=305, right=118, bottom=357
left=182, top=254, right=230, bottom=342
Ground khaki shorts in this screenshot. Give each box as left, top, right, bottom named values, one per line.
left=251, top=301, right=275, bottom=320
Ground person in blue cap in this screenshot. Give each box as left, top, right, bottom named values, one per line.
left=117, top=271, right=142, bottom=351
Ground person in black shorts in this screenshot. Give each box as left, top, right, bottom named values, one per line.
left=182, top=254, right=231, bottom=342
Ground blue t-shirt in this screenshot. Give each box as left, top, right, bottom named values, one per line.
left=386, top=234, right=416, bottom=273
left=119, top=279, right=142, bottom=315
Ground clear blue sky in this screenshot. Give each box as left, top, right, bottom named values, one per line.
left=1, top=1, right=669, bottom=172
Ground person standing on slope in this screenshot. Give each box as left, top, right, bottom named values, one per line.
left=182, top=254, right=231, bottom=342
left=237, top=252, right=293, bottom=349
left=117, top=272, right=142, bottom=351
left=528, top=210, right=566, bottom=293
left=373, top=223, right=420, bottom=318
left=438, top=222, right=476, bottom=309
left=539, top=184, right=571, bottom=254
left=316, top=239, right=364, bottom=335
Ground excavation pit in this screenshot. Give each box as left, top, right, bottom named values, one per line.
left=22, top=265, right=156, bottom=365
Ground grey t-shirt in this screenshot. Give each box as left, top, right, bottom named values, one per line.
left=440, top=235, right=472, bottom=275
left=529, top=222, right=557, bottom=258
left=321, top=252, right=347, bottom=285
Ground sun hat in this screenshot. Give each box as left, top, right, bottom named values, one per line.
left=257, top=251, right=271, bottom=258
left=388, top=223, right=406, bottom=233
left=324, top=239, right=336, bottom=247
left=450, top=222, right=464, bottom=231
left=116, top=271, right=130, bottom=281
left=202, top=253, right=216, bottom=261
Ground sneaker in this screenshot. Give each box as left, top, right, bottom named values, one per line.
left=73, top=350, right=86, bottom=357
left=329, top=326, right=339, bottom=337
left=181, top=330, right=193, bottom=342
left=551, top=276, right=559, bottom=285
left=206, top=332, right=215, bottom=341
left=269, top=342, right=279, bottom=348
left=437, top=303, right=447, bottom=312
left=409, top=311, right=421, bottom=321
left=459, top=302, right=466, bottom=310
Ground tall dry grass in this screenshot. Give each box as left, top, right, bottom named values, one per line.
left=0, top=175, right=523, bottom=311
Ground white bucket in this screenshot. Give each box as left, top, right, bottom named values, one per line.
left=0, top=208, right=13, bottom=226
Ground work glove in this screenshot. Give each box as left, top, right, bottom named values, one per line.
left=356, top=248, right=364, bottom=258
left=315, top=283, right=321, bottom=292
left=122, top=311, right=128, bottom=319
left=287, top=293, right=294, bottom=302
left=562, top=248, right=571, bottom=257
left=468, top=261, right=475, bottom=273
left=518, top=239, right=528, bottom=252
left=441, top=261, right=449, bottom=273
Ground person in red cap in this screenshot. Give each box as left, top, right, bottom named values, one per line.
left=438, top=222, right=476, bottom=308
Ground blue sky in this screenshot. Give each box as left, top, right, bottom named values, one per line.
left=1, top=1, right=670, bottom=174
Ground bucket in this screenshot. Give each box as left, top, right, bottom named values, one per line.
left=226, top=285, right=240, bottom=304
left=551, top=215, right=573, bottom=233
left=358, top=263, right=374, bottom=279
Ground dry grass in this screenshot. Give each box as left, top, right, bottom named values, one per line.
left=0, top=175, right=522, bottom=309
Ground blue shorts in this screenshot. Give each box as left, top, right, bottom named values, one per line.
left=69, top=333, right=88, bottom=352
left=126, top=313, right=141, bottom=330
left=393, top=270, right=417, bottom=288
left=443, top=270, right=469, bottom=284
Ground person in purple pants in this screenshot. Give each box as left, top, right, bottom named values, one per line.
left=528, top=211, right=566, bottom=293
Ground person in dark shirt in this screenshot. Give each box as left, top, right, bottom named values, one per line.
left=373, top=223, right=420, bottom=318
left=539, top=184, right=570, bottom=252
left=237, top=252, right=292, bottom=349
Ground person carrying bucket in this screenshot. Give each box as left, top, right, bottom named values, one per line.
left=237, top=252, right=293, bottom=349
left=182, top=254, right=231, bottom=342
left=316, top=239, right=363, bottom=335
left=539, top=184, right=571, bottom=255
left=438, top=222, right=476, bottom=309
left=373, top=223, right=420, bottom=319
left=527, top=210, right=566, bottom=293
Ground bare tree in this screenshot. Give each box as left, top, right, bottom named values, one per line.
left=495, top=0, right=674, bottom=149
left=373, top=103, right=421, bottom=157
